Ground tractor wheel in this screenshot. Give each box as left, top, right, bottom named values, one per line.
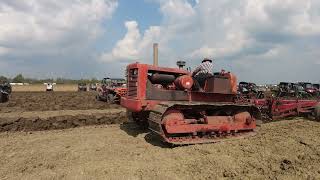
left=315, top=103, right=320, bottom=121
left=106, top=94, right=115, bottom=104
left=96, top=94, right=102, bottom=101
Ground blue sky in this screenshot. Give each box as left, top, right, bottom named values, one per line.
left=97, top=0, right=162, bottom=51
left=0, top=0, right=319, bottom=84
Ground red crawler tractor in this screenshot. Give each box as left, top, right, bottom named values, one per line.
left=121, top=62, right=261, bottom=145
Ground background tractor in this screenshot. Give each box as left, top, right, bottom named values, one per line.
left=313, top=84, right=320, bottom=97
left=298, top=82, right=319, bottom=97
left=89, top=83, right=97, bottom=91
left=238, top=81, right=265, bottom=99
left=96, top=78, right=127, bottom=104
left=276, top=82, right=311, bottom=98
left=78, top=83, right=87, bottom=91
left=0, top=82, right=12, bottom=103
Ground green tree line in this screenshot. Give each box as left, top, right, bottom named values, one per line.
left=0, top=74, right=100, bottom=84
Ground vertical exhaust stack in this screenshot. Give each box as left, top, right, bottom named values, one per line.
left=153, top=43, right=158, bottom=66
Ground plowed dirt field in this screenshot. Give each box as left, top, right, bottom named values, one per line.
left=0, top=92, right=320, bottom=179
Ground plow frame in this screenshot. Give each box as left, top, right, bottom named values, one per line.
left=253, top=98, right=319, bottom=120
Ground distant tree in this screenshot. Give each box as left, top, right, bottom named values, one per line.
left=0, top=76, right=8, bottom=83
left=12, top=74, right=24, bottom=83
left=90, top=77, right=98, bottom=83
left=56, top=77, right=65, bottom=84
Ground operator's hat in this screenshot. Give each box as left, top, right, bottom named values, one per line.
left=202, top=58, right=213, bottom=63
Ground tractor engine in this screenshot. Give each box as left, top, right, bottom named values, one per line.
left=148, top=74, right=193, bottom=91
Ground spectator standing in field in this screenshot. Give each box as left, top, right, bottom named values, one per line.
left=44, top=83, right=56, bottom=91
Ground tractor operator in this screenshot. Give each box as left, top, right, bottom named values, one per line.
left=192, top=58, right=213, bottom=89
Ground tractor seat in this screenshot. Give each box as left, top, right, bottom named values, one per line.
left=203, top=75, right=232, bottom=94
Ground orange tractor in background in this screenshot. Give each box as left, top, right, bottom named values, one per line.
left=96, top=78, right=127, bottom=104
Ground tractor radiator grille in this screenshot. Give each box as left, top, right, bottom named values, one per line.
left=128, top=69, right=138, bottom=98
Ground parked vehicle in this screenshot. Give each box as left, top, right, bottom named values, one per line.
left=96, top=78, right=127, bottom=104
left=89, top=83, right=97, bottom=91
left=0, top=82, right=12, bottom=103
left=238, top=81, right=265, bottom=99
left=44, top=83, right=56, bottom=92
left=78, top=83, right=87, bottom=91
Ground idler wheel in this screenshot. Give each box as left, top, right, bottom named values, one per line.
left=162, top=110, right=185, bottom=134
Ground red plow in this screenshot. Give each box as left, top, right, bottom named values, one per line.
left=249, top=98, right=320, bottom=122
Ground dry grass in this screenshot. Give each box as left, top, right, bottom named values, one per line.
left=12, top=84, right=78, bottom=92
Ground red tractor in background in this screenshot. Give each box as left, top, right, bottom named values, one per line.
left=96, top=78, right=127, bottom=104
left=313, top=84, right=320, bottom=97
left=238, top=81, right=265, bottom=99
left=275, top=82, right=311, bottom=98
left=121, top=62, right=261, bottom=145
left=298, top=82, right=320, bottom=97
left=0, top=82, right=12, bottom=103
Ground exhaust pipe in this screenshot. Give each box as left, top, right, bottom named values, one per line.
left=153, top=43, right=158, bottom=66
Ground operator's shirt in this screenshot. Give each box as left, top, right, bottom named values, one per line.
left=193, top=61, right=213, bottom=77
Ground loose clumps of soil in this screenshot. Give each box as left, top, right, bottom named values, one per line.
left=0, top=111, right=126, bottom=132
left=0, top=92, right=119, bottom=113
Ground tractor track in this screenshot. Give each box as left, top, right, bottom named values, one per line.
left=148, top=103, right=259, bottom=145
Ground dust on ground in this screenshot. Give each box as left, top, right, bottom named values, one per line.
left=0, top=92, right=320, bottom=179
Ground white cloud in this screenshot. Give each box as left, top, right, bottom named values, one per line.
left=100, top=0, right=194, bottom=63
left=104, top=0, right=320, bottom=83
left=0, top=0, right=118, bottom=78
left=160, top=0, right=195, bottom=23
left=100, top=21, right=161, bottom=62
left=104, top=21, right=141, bottom=60
left=0, top=0, right=118, bottom=58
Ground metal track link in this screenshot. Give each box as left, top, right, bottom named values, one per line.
left=148, top=104, right=168, bottom=135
